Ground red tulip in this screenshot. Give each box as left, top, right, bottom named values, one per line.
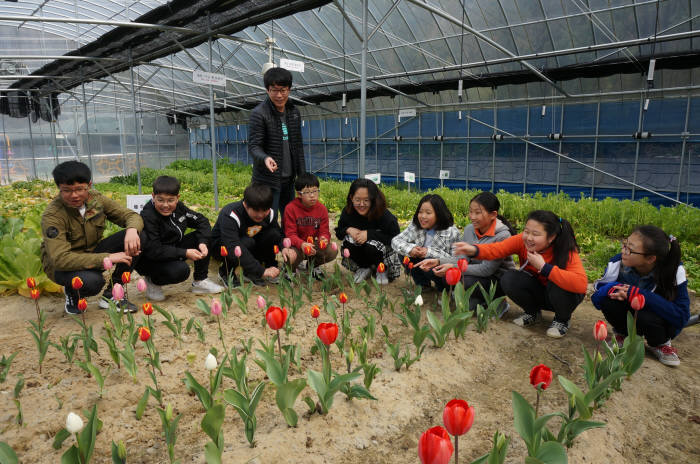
left=30, top=288, right=40, bottom=300
left=445, top=267, right=461, bottom=286
left=377, top=262, right=386, bottom=273
left=593, top=320, right=607, bottom=341
left=443, top=399, right=475, bottom=436
left=138, top=326, right=151, bottom=342
left=303, top=244, right=312, bottom=255
left=408, top=262, right=414, bottom=270
left=142, top=302, right=153, bottom=316
left=457, top=258, right=469, bottom=273
left=310, top=305, right=320, bottom=318
left=71, top=276, right=83, bottom=290
left=121, top=272, right=131, bottom=284
left=319, top=239, right=328, bottom=250
left=339, top=292, right=348, bottom=304
left=529, top=364, right=553, bottom=391
left=220, top=246, right=228, bottom=257
left=317, top=322, right=339, bottom=346
left=77, top=298, right=87, bottom=312
left=26, top=277, right=36, bottom=289
left=403, top=256, right=411, bottom=266
left=265, top=306, right=288, bottom=331
left=418, top=426, right=454, bottom=464
left=273, top=245, right=280, bottom=254
left=307, top=236, right=314, bottom=244
left=630, top=294, right=645, bottom=311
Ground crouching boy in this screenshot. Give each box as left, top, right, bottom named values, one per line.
left=137, top=175, right=223, bottom=301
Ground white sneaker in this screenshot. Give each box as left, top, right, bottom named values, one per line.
left=648, top=340, right=680, bottom=367
left=376, top=272, right=389, bottom=285
left=353, top=267, right=371, bottom=283
left=192, top=278, right=225, bottom=294
left=145, top=276, right=165, bottom=301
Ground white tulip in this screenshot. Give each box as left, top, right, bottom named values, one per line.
left=205, top=353, right=218, bottom=371
left=65, top=412, right=83, bottom=434
left=414, top=294, right=424, bottom=306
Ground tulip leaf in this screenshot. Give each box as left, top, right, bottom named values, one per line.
left=110, top=441, right=126, bottom=464
left=135, top=388, right=150, bottom=420
left=77, top=404, right=98, bottom=464
left=183, top=371, right=212, bottom=410
left=60, top=445, right=80, bottom=464
left=204, top=441, right=222, bottom=464
left=306, top=369, right=328, bottom=399
left=201, top=404, right=225, bottom=445
left=52, top=428, right=71, bottom=450
left=256, top=349, right=285, bottom=386
left=511, top=391, right=535, bottom=452
left=533, top=441, right=567, bottom=464
left=583, top=371, right=625, bottom=407
left=0, top=442, right=18, bottom=464
left=275, top=379, right=306, bottom=427
left=533, top=413, right=560, bottom=433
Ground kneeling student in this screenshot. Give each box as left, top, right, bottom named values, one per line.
left=211, top=183, right=283, bottom=286
left=138, top=176, right=223, bottom=301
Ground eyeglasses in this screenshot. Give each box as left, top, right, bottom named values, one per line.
left=300, top=189, right=320, bottom=196
left=59, top=186, right=89, bottom=195
left=352, top=199, right=371, bottom=206
left=268, top=87, right=290, bottom=95
left=620, top=240, right=647, bottom=256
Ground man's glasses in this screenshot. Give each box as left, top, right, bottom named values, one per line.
left=352, top=199, right=371, bottom=206
left=620, top=240, right=647, bottom=256
left=300, top=189, right=320, bottom=196
left=59, top=186, right=89, bottom=195
left=268, top=87, right=290, bottom=95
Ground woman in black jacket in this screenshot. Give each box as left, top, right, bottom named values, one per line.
left=335, top=179, right=400, bottom=284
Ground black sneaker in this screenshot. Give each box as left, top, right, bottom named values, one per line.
left=311, top=267, right=326, bottom=281
left=98, top=293, right=137, bottom=313
left=64, top=290, right=80, bottom=315
left=546, top=319, right=571, bottom=338
left=512, top=311, right=541, bottom=327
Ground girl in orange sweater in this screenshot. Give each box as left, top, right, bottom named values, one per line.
left=454, top=210, right=587, bottom=338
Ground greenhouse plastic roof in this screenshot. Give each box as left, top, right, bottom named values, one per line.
left=1, top=0, right=699, bottom=118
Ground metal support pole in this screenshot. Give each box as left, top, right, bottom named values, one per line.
left=359, top=0, right=368, bottom=178
left=208, top=29, right=219, bottom=211
left=81, top=82, right=94, bottom=173
left=631, top=95, right=644, bottom=199
left=522, top=108, right=528, bottom=194
left=556, top=103, right=564, bottom=193
left=676, top=97, right=691, bottom=201
left=49, top=96, right=59, bottom=166
left=590, top=102, right=601, bottom=198
left=129, top=49, right=143, bottom=193
left=27, top=111, right=37, bottom=179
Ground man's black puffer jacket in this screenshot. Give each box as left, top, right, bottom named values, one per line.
left=248, top=97, right=305, bottom=187
left=140, top=200, right=211, bottom=261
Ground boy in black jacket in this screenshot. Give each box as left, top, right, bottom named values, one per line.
left=137, top=176, right=223, bottom=301
left=211, top=183, right=283, bottom=286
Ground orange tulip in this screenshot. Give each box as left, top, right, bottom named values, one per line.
left=377, top=262, right=386, bottom=273
left=138, top=326, right=151, bottom=342
left=403, top=256, right=411, bottom=266
left=306, top=236, right=314, bottom=244
left=339, top=292, right=348, bottom=304
left=220, top=246, right=228, bottom=257
left=273, top=245, right=280, bottom=254
left=319, top=240, right=328, bottom=250
left=71, top=276, right=83, bottom=290
left=26, top=277, right=36, bottom=289
left=30, top=288, right=40, bottom=300
left=121, top=272, right=131, bottom=284
left=310, top=305, right=320, bottom=318
left=77, top=298, right=88, bottom=312
left=142, top=302, right=153, bottom=316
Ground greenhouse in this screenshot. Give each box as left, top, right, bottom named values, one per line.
left=0, top=1, right=699, bottom=464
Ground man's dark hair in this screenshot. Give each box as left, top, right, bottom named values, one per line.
left=243, top=183, right=273, bottom=210
left=152, top=176, right=181, bottom=195
left=52, top=160, right=91, bottom=186
left=295, top=172, right=319, bottom=192
left=264, top=67, right=293, bottom=89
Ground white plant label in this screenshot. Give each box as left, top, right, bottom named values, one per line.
left=193, top=70, right=226, bottom=86
left=404, top=171, right=415, bottom=183
left=439, top=170, right=450, bottom=180
left=280, top=59, right=305, bottom=72
left=365, top=173, right=381, bottom=184
left=126, top=195, right=153, bottom=214
left=398, top=108, right=416, bottom=121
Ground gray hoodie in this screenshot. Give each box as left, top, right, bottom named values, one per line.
left=440, top=218, right=515, bottom=277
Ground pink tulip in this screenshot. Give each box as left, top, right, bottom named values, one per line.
left=111, top=283, right=125, bottom=300
left=256, top=295, right=266, bottom=310
left=211, top=298, right=222, bottom=316
left=331, top=242, right=338, bottom=252
left=102, top=257, right=113, bottom=270
left=136, top=278, right=147, bottom=292
left=343, top=248, right=350, bottom=259
left=283, top=237, right=292, bottom=249
left=234, top=246, right=242, bottom=257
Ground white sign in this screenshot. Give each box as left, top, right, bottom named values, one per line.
left=280, top=58, right=305, bottom=73
left=193, top=70, right=226, bottom=86
left=398, top=108, right=416, bottom=120
left=404, top=171, right=415, bottom=183
left=126, top=195, right=152, bottom=214
left=439, top=170, right=450, bottom=180
left=365, top=173, right=381, bottom=184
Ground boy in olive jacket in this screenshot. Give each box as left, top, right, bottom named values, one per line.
left=41, top=161, right=143, bottom=314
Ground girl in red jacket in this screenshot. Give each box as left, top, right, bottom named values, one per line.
left=454, top=210, right=587, bottom=338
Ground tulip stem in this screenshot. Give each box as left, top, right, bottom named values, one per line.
left=535, top=389, right=541, bottom=418
left=454, top=435, right=459, bottom=464
left=276, top=329, right=283, bottom=360
left=592, top=342, right=600, bottom=380
left=217, top=315, right=229, bottom=356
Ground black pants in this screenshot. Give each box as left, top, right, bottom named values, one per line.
left=53, top=229, right=142, bottom=300
left=135, top=233, right=209, bottom=285
left=411, top=263, right=447, bottom=291
left=271, top=179, right=295, bottom=227
left=463, top=275, right=504, bottom=307
left=344, top=240, right=383, bottom=269
left=599, top=298, right=675, bottom=346
left=500, top=270, right=584, bottom=323
left=214, top=226, right=282, bottom=279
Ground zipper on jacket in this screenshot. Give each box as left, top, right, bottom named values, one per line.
left=170, top=216, right=183, bottom=241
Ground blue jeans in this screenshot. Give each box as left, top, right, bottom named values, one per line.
left=271, top=180, right=295, bottom=228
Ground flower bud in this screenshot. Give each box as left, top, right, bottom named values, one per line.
left=343, top=248, right=350, bottom=259
left=142, top=302, right=153, bottom=316
left=310, top=305, right=320, bottom=318
left=71, top=276, right=83, bottom=290
left=30, top=288, right=40, bottom=300
left=66, top=412, right=83, bottom=434
left=121, top=271, right=131, bottom=284
left=282, top=238, right=292, bottom=249
left=234, top=246, right=242, bottom=257
left=102, top=257, right=113, bottom=270
left=117, top=440, right=127, bottom=459
left=414, top=294, right=424, bottom=306
left=348, top=346, right=355, bottom=364
left=256, top=295, right=266, bottom=310
left=220, top=246, right=228, bottom=257
left=186, top=352, right=197, bottom=365
left=26, top=277, right=36, bottom=289
left=306, top=236, right=314, bottom=244
left=205, top=353, right=217, bottom=371
left=273, top=245, right=280, bottom=254
left=319, top=240, right=328, bottom=250
left=330, top=242, right=338, bottom=252
left=136, top=278, right=147, bottom=292
left=77, top=298, right=87, bottom=312
left=111, top=283, right=125, bottom=301
left=211, top=298, right=222, bottom=316
left=138, top=326, right=151, bottom=342
left=165, top=404, right=174, bottom=422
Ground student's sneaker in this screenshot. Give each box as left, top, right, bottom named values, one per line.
left=512, top=311, right=541, bottom=327
left=312, top=267, right=326, bottom=281
left=353, top=267, right=371, bottom=283
left=376, top=272, right=389, bottom=285
left=648, top=340, right=680, bottom=367
left=145, top=276, right=165, bottom=301
left=98, top=292, right=138, bottom=313
left=495, top=301, right=511, bottom=319
left=298, top=260, right=308, bottom=271
left=218, top=273, right=240, bottom=288
left=191, top=278, right=224, bottom=295
left=242, top=274, right=267, bottom=287
left=64, top=290, right=81, bottom=315
left=546, top=319, right=571, bottom=338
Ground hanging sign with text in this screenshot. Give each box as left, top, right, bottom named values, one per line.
left=193, top=70, right=226, bottom=86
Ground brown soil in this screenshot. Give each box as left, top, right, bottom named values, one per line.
left=0, top=266, right=698, bottom=464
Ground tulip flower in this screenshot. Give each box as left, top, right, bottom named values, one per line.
left=77, top=298, right=87, bottom=312
left=112, top=283, right=125, bottom=301
left=457, top=258, right=469, bottom=273
left=273, top=244, right=280, bottom=254
left=30, top=288, right=40, bottom=300
left=343, top=248, right=350, bottom=259
left=256, top=295, right=266, bottom=310
left=303, top=244, right=312, bottom=255
left=65, top=412, right=84, bottom=434
left=220, top=246, right=228, bottom=257
left=443, top=399, right=475, bottom=463
left=282, top=237, right=292, bottom=249
left=234, top=246, right=242, bottom=257
left=377, top=262, right=386, bottom=274
left=418, top=426, right=453, bottom=464
left=445, top=267, right=461, bottom=286
left=414, top=294, right=423, bottom=306
left=530, top=363, right=553, bottom=417
left=266, top=306, right=287, bottom=331
left=205, top=353, right=217, bottom=371
left=310, top=305, right=320, bottom=318
left=142, top=302, right=153, bottom=316
left=330, top=242, right=338, bottom=252
left=136, top=278, right=147, bottom=292
left=403, top=256, right=411, bottom=266
left=630, top=293, right=645, bottom=311
left=339, top=292, right=348, bottom=304
left=121, top=272, right=131, bottom=284
left=102, top=257, right=113, bottom=270
left=319, top=239, right=328, bottom=250
left=307, top=236, right=314, bottom=244
left=138, top=326, right=151, bottom=342
left=71, top=276, right=83, bottom=290
left=26, top=277, right=36, bottom=289
left=210, top=298, right=222, bottom=316
left=317, top=322, right=339, bottom=346
left=593, top=320, right=607, bottom=341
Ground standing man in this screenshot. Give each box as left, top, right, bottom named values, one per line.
left=248, top=67, right=306, bottom=226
